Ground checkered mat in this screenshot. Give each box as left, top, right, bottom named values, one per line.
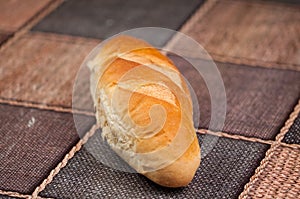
left=0, top=0, right=299, bottom=198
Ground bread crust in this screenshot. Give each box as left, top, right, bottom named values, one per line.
left=89, top=35, right=200, bottom=187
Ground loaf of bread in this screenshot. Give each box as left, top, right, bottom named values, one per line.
left=88, top=35, right=200, bottom=187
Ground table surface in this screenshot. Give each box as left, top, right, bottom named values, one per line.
left=0, top=0, right=299, bottom=198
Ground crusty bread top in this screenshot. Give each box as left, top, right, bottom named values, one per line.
left=88, top=35, right=197, bottom=173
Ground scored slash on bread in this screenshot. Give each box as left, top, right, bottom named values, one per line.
left=88, top=35, right=200, bottom=187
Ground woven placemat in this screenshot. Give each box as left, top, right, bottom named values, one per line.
left=0, top=32, right=98, bottom=110
left=241, top=145, right=300, bottom=198
left=0, top=0, right=299, bottom=198
left=33, top=0, right=203, bottom=41
left=283, top=114, right=300, bottom=144
left=39, top=134, right=269, bottom=199
left=180, top=0, right=300, bottom=70
left=0, top=104, right=94, bottom=194
left=170, top=54, right=300, bottom=139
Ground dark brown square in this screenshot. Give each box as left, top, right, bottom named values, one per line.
left=283, top=113, right=300, bottom=144
left=39, top=134, right=268, bottom=198
left=33, top=0, right=203, bottom=44
left=0, top=104, right=95, bottom=194
left=169, top=55, right=300, bottom=140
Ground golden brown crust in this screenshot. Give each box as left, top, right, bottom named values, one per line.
left=144, top=137, right=200, bottom=187
left=89, top=35, right=200, bottom=187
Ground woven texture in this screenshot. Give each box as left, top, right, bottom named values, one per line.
left=0, top=32, right=98, bottom=110
left=170, top=55, right=300, bottom=140
left=283, top=114, right=300, bottom=144
left=33, top=0, right=203, bottom=43
left=243, top=145, right=300, bottom=198
left=182, top=0, right=300, bottom=69
left=0, top=0, right=51, bottom=31
left=40, top=134, right=268, bottom=199
left=0, top=0, right=300, bottom=198
left=0, top=104, right=94, bottom=194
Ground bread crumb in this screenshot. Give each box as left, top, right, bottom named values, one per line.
left=27, top=117, right=36, bottom=127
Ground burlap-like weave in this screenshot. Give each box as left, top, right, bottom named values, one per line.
left=283, top=114, right=300, bottom=144
left=0, top=104, right=94, bottom=194
left=40, top=134, right=268, bottom=199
